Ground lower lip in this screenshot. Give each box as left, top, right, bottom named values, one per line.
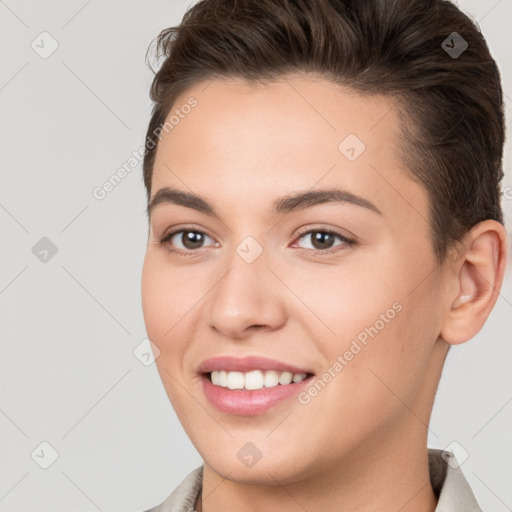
left=200, top=373, right=313, bottom=416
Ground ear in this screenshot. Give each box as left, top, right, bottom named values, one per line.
left=440, top=220, right=508, bottom=345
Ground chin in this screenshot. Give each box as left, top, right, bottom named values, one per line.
left=200, top=442, right=319, bottom=486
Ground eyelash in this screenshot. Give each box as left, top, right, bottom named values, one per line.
left=157, top=225, right=356, bottom=257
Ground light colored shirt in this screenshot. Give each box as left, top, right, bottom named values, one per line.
left=144, top=448, right=483, bottom=512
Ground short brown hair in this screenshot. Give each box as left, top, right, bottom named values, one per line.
left=143, top=0, right=505, bottom=263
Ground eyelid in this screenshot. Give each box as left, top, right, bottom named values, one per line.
left=159, top=223, right=217, bottom=241
left=294, top=223, right=355, bottom=241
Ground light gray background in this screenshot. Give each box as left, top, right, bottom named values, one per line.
left=1, top=1, right=511, bottom=511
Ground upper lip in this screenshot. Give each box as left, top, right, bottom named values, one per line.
left=197, top=356, right=313, bottom=375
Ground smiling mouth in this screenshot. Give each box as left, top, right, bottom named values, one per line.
left=204, top=369, right=315, bottom=391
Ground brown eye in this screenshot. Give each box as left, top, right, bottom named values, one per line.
left=160, top=229, right=216, bottom=252
left=295, top=229, right=353, bottom=252
left=176, top=231, right=206, bottom=250
left=308, top=231, right=337, bottom=250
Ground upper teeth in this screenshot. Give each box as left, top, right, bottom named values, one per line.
left=210, top=370, right=308, bottom=390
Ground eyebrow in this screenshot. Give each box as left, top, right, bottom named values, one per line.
left=147, top=186, right=382, bottom=218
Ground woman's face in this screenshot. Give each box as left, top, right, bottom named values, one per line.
left=141, top=76, right=449, bottom=483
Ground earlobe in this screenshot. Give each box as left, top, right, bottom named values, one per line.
left=440, top=220, right=508, bottom=346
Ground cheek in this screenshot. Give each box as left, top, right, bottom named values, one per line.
left=336, top=285, right=441, bottom=422
left=141, top=253, right=166, bottom=337
left=141, top=252, right=197, bottom=338
left=305, top=259, right=439, bottom=412
left=141, top=254, right=196, bottom=416
left=141, top=251, right=212, bottom=381
left=140, top=252, right=187, bottom=359
left=286, top=259, right=400, bottom=344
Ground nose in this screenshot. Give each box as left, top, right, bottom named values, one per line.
left=206, top=247, right=288, bottom=340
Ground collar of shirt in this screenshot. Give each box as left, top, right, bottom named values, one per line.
left=144, top=448, right=482, bottom=512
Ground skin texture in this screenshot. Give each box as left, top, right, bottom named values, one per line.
left=141, top=75, right=507, bottom=512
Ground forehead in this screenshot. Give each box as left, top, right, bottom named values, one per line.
left=156, top=75, right=400, bottom=161
left=150, top=75, right=427, bottom=222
